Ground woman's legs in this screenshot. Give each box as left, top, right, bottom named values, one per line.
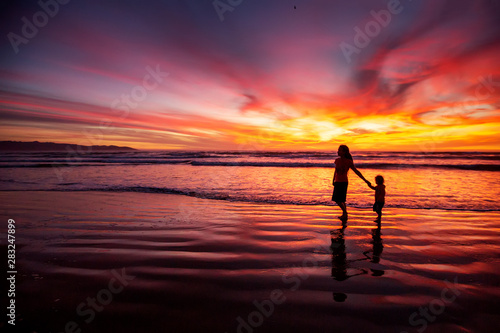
left=333, top=182, right=348, bottom=220
left=338, top=202, right=348, bottom=220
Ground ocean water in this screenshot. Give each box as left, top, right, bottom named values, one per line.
left=1, top=151, right=499, bottom=211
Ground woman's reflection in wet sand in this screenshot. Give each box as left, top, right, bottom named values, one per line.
left=331, top=221, right=384, bottom=301
left=330, top=221, right=368, bottom=282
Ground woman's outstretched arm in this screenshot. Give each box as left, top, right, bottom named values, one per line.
left=351, top=165, right=370, bottom=184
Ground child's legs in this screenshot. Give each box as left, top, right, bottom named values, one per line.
left=374, top=202, right=384, bottom=218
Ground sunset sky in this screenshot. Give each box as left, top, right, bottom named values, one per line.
left=1, top=0, right=499, bottom=151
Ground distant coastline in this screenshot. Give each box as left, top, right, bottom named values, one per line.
left=0, top=141, right=136, bottom=152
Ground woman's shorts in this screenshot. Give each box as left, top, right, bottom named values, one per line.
left=332, top=182, right=348, bottom=203
left=373, top=201, right=385, bottom=212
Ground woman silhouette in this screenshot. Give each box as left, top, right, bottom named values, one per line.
left=332, top=145, right=370, bottom=221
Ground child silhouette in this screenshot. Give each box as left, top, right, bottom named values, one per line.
left=367, top=175, right=386, bottom=222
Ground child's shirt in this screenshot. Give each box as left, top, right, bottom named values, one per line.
left=375, top=184, right=386, bottom=202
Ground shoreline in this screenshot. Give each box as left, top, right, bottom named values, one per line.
left=1, top=189, right=499, bottom=213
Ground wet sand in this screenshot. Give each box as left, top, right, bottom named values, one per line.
left=1, top=191, right=499, bottom=333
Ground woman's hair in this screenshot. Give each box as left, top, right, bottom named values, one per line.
left=339, top=144, right=353, bottom=161
left=375, top=175, right=384, bottom=184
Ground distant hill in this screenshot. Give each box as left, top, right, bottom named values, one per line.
left=0, top=141, right=137, bottom=152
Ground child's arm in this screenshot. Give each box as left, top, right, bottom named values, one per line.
left=367, top=183, right=376, bottom=190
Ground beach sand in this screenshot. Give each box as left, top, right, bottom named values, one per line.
left=1, top=191, right=500, bottom=333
